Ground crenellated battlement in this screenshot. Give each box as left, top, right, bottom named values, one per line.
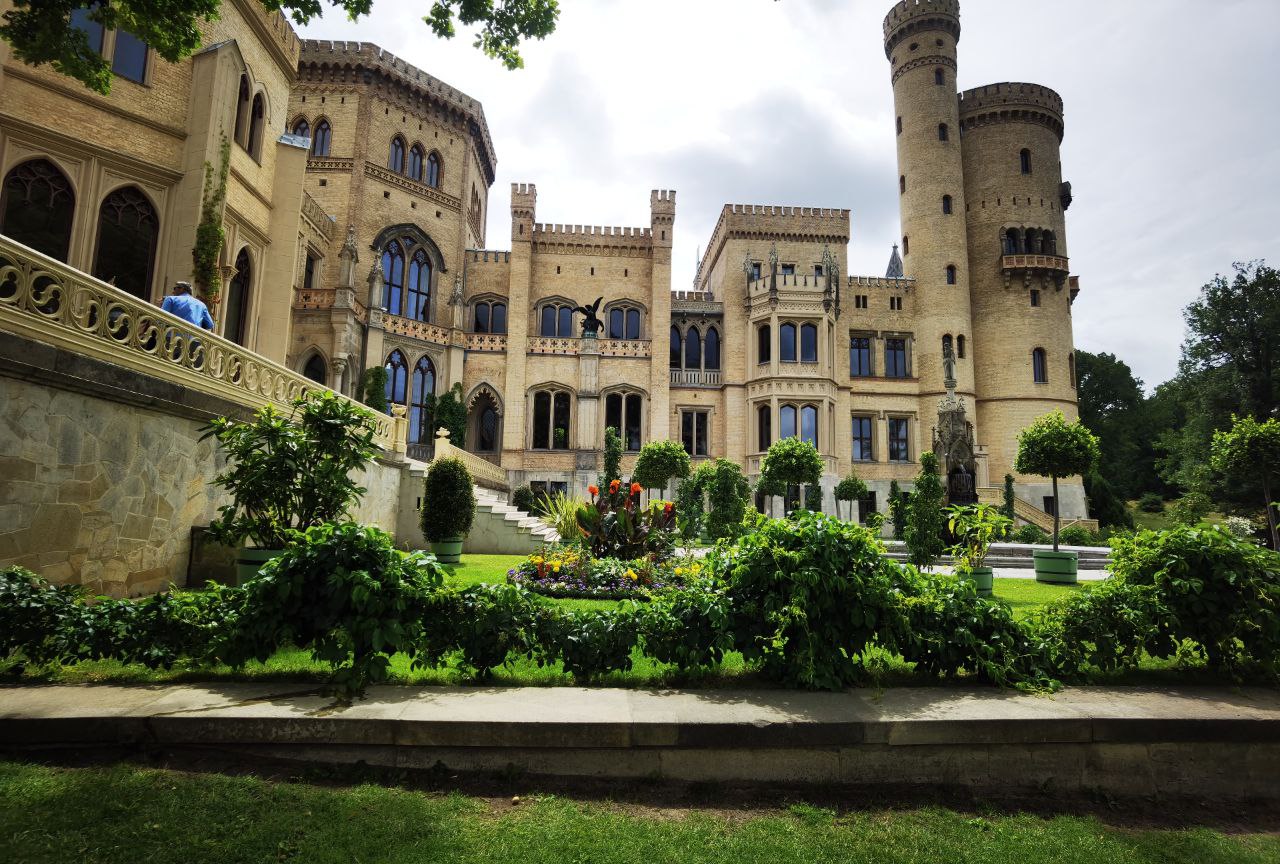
left=724, top=203, right=848, bottom=219
left=959, top=82, right=1063, bottom=117
left=883, top=0, right=961, bottom=56
left=468, top=250, right=511, bottom=264
left=534, top=224, right=652, bottom=240
left=848, top=274, right=917, bottom=290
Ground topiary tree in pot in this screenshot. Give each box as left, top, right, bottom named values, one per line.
left=834, top=474, right=867, bottom=522
left=760, top=437, right=824, bottom=517
left=1014, top=411, right=1100, bottom=583
left=947, top=503, right=1012, bottom=597
left=420, top=456, right=475, bottom=563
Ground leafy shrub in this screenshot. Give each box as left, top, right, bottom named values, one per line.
left=424, top=383, right=467, bottom=446
left=1168, top=491, right=1212, bottom=527
left=536, top=491, right=585, bottom=540
left=637, top=579, right=734, bottom=669
left=511, top=485, right=537, bottom=514
left=1085, top=471, right=1134, bottom=530
left=715, top=512, right=905, bottom=689
left=1224, top=514, right=1259, bottom=540
left=533, top=606, right=639, bottom=680
left=0, top=566, right=87, bottom=667
left=601, top=426, right=623, bottom=488
left=675, top=471, right=707, bottom=542
left=1138, top=492, right=1165, bottom=513
left=218, top=522, right=444, bottom=697
left=905, top=452, right=946, bottom=568
left=759, top=437, right=823, bottom=500
left=677, top=459, right=751, bottom=542
left=359, top=366, right=389, bottom=414
left=888, top=480, right=906, bottom=541
left=804, top=483, right=823, bottom=513
left=894, top=569, right=1051, bottom=688
left=1058, top=524, right=1099, bottom=547
left=1029, top=579, right=1157, bottom=678
left=577, top=480, right=676, bottom=559
left=1109, top=526, right=1280, bottom=670
left=420, top=457, right=475, bottom=542
left=1002, top=474, right=1017, bottom=527
left=947, top=504, right=1012, bottom=572
left=632, top=440, right=691, bottom=495
left=202, top=391, right=379, bottom=548
left=1011, top=524, right=1050, bottom=545
left=418, top=583, right=537, bottom=676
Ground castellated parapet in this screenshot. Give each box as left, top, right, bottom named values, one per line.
left=959, top=82, right=1065, bottom=140
left=883, top=0, right=961, bottom=55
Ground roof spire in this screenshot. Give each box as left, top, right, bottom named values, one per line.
left=885, top=243, right=904, bottom=279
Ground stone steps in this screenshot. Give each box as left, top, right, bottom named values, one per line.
left=465, top=486, right=559, bottom=555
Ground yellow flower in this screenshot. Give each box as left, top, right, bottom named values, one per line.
left=552, top=562, right=561, bottom=572
left=625, top=569, right=638, bottom=581
left=674, top=567, right=685, bottom=576
left=691, top=563, right=702, bottom=573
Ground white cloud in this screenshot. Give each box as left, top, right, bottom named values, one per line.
left=298, top=0, right=1280, bottom=389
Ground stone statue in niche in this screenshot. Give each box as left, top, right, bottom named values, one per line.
left=574, top=296, right=604, bottom=337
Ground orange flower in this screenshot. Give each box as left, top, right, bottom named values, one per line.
left=630, top=482, right=642, bottom=495
left=609, top=479, right=621, bottom=493
left=664, top=502, right=674, bottom=514
left=588, top=485, right=599, bottom=496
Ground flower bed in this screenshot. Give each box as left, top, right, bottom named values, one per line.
left=507, top=546, right=699, bottom=599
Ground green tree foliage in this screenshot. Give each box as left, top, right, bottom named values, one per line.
left=420, top=457, right=475, bottom=542
left=192, top=136, right=230, bottom=300
left=904, top=452, right=946, bottom=568
left=631, top=440, right=690, bottom=495
left=511, top=485, right=536, bottom=514
left=1002, top=473, right=1016, bottom=527
left=804, top=483, right=823, bottom=513
left=600, top=426, right=623, bottom=488
left=834, top=474, right=867, bottom=522
left=424, top=382, right=466, bottom=446
left=888, top=479, right=906, bottom=541
left=1075, top=350, right=1163, bottom=498
left=1014, top=412, right=1101, bottom=551
left=359, top=366, right=388, bottom=414
left=1211, top=414, right=1280, bottom=548
left=759, top=438, right=823, bottom=513
left=201, top=392, right=378, bottom=548
left=1084, top=470, right=1133, bottom=530
left=1, top=0, right=560, bottom=94
left=675, top=459, right=749, bottom=542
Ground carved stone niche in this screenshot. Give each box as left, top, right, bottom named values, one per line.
left=933, top=395, right=978, bottom=505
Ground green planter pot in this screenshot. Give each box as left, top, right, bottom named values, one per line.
left=967, top=566, right=994, bottom=597
left=430, top=538, right=464, bottom=564
left=1033, top=549, right=1078, bottom=584
left=235, top=547, right=283, bottom=585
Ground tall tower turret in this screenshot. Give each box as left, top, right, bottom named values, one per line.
left=883, top=0, right=974, bottom=415
left=959, top=82, right=1084, bottom=517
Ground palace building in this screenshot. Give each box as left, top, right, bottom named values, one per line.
left=0, top=0, right=1088, bottom=528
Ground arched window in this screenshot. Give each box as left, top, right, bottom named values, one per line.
left=473, top=300, right=507, bottom=333
left=608, top=305, right=642, bottom=340
left=94, top=186, right=158, bottom=301
left=1068, top=352, right=1076, bottom=389
left=291, top=117, right=310, bottom=139
left=669, top=325, right=682, bottom=368
left=224, top=247, right=252, bottom=346
left=1025, top=228, right=1041, bottom=254
left=389, top=137, right=405, bottom=173
left=757, top=404, right=771, bottom=451
left=946, top=264, right=957, bottom=285
left=684, top=325, right=702, bottom=370
left=311, top=120, right=331, bottom=156
left=247, top=93, right=265, bottom=160
left=896, top=116, right=902, bottom=135
left=800, top=405, right=818, bottom=447
left=1032, top=347, right=1048, bottom=384
left=704, top=327, right=721, bottom=371
left=0, top=159, right=75, bottom=262
left=380, top=239, right=405, bottom=314
left=409, top=356, right=436, bottom=445
left=302, top=353, right=326, bottom=384
left=407, top=145, right=424, bottom=182
left=531, top=389, right=571, bottom=450
left=476, top=400, right=499, bottom=452
left=758, top=324, right=771, bottom=364
left=605, top=391, right=644, bottom=452
left=934, top=67, right=945, bottom=86
left=779, top=323, right=797, bottom=362
left=1043, top=230, right=1057, bottom=254
left=538, top=302, right=574, bottom=337
left=942, top=194, right=952, bottom=214
left=426, top=152, right=441, bottom=187
left=406, top=248, right=431, bottom=322
left=1020, top=148, right=1032, bottom=174
left=938, top=123, right=949, bottom=141
left=957, top=335, right=966, bottom=358
left=780, top=404, right=797, bottom=440
left=384, top=349, right=408, bottom=408
left=1001, top=229, right=1018, bottom=255
left=800, top=323, right=818, bottom=362
left=902, top=235, right=909, bottom=255
left=234, top=75, right=250, bottom=147
left=899, top=175, right=906, bottom=194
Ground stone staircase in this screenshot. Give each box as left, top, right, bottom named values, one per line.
left=466, top=486, right=560, bottom=554
left=976, top=486, right=1099, bottom=534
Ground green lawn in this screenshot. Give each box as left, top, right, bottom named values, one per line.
left=1, top=761, right=1274, bottom=864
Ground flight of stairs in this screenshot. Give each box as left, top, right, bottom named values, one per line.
left=466, top=486, right=561, bottom=554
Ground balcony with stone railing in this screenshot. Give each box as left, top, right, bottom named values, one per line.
left=384, top=314, right=451, bottom=344
left=527, top=336, right=579, bottom=355
left=0, top=233, right=406, bottom=453
left=598, top=338, right=650, bottom=358
left=669, top=369, right=722, bottom=387
left=464, top=332, right=507, bottom=352
left=1001, top=253, right=1070, bottom=289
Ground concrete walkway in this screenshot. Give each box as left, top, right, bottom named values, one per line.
left=2, top=684, right=1276, bottom=798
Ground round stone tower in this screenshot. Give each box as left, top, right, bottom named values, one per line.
left=882, top=0, right=975, bottom=418
left=959, top=81, right=1084, bottom=517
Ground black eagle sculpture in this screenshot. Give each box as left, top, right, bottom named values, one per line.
left=574, top=296, right=605, bottom=337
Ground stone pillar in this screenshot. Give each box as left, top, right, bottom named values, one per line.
left=577, top=332, right=601, bottom=469
left=255, top=135, right=309, bottom=364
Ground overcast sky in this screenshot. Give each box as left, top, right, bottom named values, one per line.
left=298, top=0, right=1280, bottom=390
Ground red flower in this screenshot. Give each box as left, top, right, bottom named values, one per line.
left=664, top=502, right=674, bottom=514
left=630, top=482, right=642, bottom=495
left=588, top=485, right=599, bottom=497
left=609, top=479, right=621, bottom=494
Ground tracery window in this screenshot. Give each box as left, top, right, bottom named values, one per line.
left=472, top=300, right=507, bottom=333
left=311, top=120, right=331, bottom=156
left=608, top=304, right=642, bottom=339
left=0, top=159, right=75, bottom=262
left=380, top=236, right=433, bottom=321
left=408, top=145, right=424, bottom=182
left=94, top=186, right=158, bottom=302
left=389, top=136, right=405, bottom=173
left=531, top=389, right=572, bottom=450
left=539, top=302, right=575, bottom=337
left=409, top=355, right=436, bottom=445
left=426, top=152, right=441, bottom=187
left=605, top=391, right=644, bottom=452
left=384, top=349, right=408, bottom=408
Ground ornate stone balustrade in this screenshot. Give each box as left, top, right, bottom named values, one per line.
left=433, top=427, right=508, bottom=491
left=526, top=336, right=579, bottom=355
left=294, top=288, right=336, bottom=310
left=597, top=339, right=650, bottom=358
left=669, top=369, right=722, bottom=387
left=384, top=314, right=451, bottom=343
left=0, top=234, right=406, bottom=454
left=464, top=332, right=507, bottom=352
left=301, top=192, right=336, bottom=239
left=1001, top=253, right=1070, bottom=289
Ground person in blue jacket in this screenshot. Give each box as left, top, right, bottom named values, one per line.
left=160, top=281, right=214, bottom=330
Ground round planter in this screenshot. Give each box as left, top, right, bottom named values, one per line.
left=235, top=547, right=283, bottom=585
left=1033, top=549, right=1079, bottom=584
left=431, top=537, right=464, bottom=564
left=967, top=566, right=994, bottom=597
